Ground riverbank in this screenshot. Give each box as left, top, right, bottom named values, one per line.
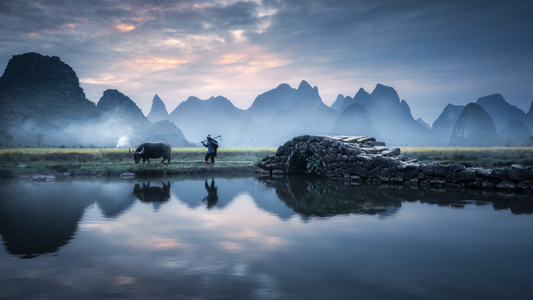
left=0, top=148, right=275, bottom=178
left=1, top=146, right=533, bottom=179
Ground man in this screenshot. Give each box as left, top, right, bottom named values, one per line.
left=201, top=134, right=218, bottom=166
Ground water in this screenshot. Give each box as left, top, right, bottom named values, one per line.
left=0, top=176, right=532, bottom=300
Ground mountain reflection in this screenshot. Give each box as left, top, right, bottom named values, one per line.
left=1, top=176, right=532, bottom=259
left=0, top=181, right=96, bottom=258
left=96, top=182, right=136, bottom=218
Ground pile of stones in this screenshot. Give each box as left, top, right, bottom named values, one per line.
left=255, top=135, right=533, bottom=192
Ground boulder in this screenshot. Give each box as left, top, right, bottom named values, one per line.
left=509, top=164, right=528, bottom=181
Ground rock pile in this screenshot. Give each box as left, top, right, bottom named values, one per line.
left=255, top=135, right=533, bottom=192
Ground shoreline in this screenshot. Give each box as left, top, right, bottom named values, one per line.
left=0, top=161, right=258, bottom=179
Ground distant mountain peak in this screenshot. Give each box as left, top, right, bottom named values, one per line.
left=355, top=87, right=368, bottom=95
left=147, top=94, right=169, bottom=122
left=370, top=84, right=400, bottom=105
left=276, top=83, right=292, bottom=89
left=330, top=94, right=347, bottom=111
left=294, top=80, right=325, bottom=109
left=353, top=88, right=371, bottom=105
left=476, top=93, right=506, bottom=105
left=97, top=89, right=146, bottom=121
left=297, top=80, right=313, bottom=91
left=476, top=93, right=527, bottom=131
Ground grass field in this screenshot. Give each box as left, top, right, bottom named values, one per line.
left=0, top=148, right=276, bottom=177
left=0, top=147, right=531, bottom=178
left=400, top=147, right=533, bottom=167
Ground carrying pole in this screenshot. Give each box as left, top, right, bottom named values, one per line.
left=201, top=135, right=221, bottom=143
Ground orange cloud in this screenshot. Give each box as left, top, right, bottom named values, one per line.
left=115, top=24, right=135, bottom=32
left=121, top=57, right=189, bottom=71
left=218, top=53, right=248, bottom=64
left=80, top=74, right=125, bottom=85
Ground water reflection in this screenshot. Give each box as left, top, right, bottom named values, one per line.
left=96, top=182, right=136, bottom=219
left=0, top=180, right=95, bottom=258
left=259, top=176, right=533, bottom=216
left=261, top=176, right=402, bottom=218
left=202, top=179, right=219, bottom=209
left=1, top=176, right=533, bottom=299
left=133, top=181, right=171, bottom=211
left=1, top=176, right=532, bottom=260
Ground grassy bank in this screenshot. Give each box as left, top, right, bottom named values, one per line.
left=0, top=148, right=275, bottom=178
left=1, top=147, right=532, bottom=178
left=400, top=147, right=533, bottom=168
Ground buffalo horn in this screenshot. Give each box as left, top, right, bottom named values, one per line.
left=129, top=148, right=134, bottom=155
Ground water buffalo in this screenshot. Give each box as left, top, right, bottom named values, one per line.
left=129, top=142, right=171, bottom=165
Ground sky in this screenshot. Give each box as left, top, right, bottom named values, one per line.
left=1, top=0, right=532, bottom=124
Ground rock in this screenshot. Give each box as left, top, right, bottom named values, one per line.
left=382, top=148, right=401, bottom=156
left=516, top=180, right=533, bottom=191
left=255, top=168, right=271, bottom=176
left=482, top=180, right=497, bottom=190
left=496, top=180, right=516, bottom=191
left=275, top=146, right=285, bottom=156
left=445, top=183, right=463, bottom=190
left=32, top=174, right=55, bottom=182
left=509, top=164, right=528, bottom=181
left=357, top=137, right=376, bottom=143
left=452, top=169, right=476, bottom=183
left=473, top=168, right=492, bottom=179
left=254, top=134, right=533, bottom=193
left=490, top=168, right=508, bottom=180
left=120, top=173, right=135, bottom=178
left=272, top=169, right=285, bottom=176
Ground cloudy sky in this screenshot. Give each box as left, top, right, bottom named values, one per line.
left=1, top=0, right=532, bottom=123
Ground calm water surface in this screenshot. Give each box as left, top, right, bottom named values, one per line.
left=0, top=176, right=532, bottom=300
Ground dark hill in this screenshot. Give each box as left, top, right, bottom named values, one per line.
left=0, top=53, right=99, bottom=146
left=449, top=103, right=501, bottom=146
left=97, top=89, right=147, bottom=123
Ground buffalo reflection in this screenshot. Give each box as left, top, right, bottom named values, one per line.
left=202, top=179, right=219, bottom=209
left=133, top=181, right=171, bottom=211
left=257, top=176, right=533, bottom=217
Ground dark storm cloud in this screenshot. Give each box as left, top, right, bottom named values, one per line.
left=255, top=0, right=533, bottom=66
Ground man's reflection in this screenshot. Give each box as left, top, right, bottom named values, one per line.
left=202, top=179, right=218, bottom=209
